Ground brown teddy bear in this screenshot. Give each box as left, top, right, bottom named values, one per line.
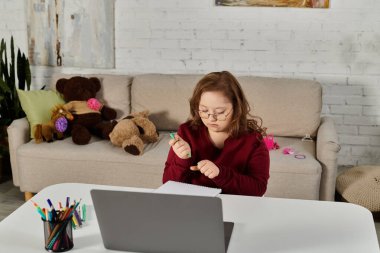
left=109, top=110, right=159, bottom=155
left=56, top=76, right=117, bottom=145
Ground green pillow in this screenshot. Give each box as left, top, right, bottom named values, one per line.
left=17, top=89, right=66, bottom=138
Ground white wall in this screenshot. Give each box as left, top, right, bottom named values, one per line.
left=1, top=0, right=379, bottom=166
left=0, top=0, right=27, bottom=52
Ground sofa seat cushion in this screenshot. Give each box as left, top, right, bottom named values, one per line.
left=265, top=136, right=322, bottom=200
left=17, top=135, right=170, bottom=193
left=17, top=133, right=321, bottom=200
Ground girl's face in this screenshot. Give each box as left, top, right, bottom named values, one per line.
left=198, top=91, right=233, bottom=133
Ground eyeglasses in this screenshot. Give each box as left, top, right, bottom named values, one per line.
left=198, top=109, right=232, bottom=121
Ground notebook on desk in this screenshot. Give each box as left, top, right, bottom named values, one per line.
left=91, top=189, right=234, bottom=253
left=154, top=180, right=222, bottom=196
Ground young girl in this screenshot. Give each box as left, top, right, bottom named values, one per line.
left=163, top=71, right=270, bottom=196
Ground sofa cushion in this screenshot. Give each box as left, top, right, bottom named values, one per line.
left=16, top=135, right=170, bottom=193
left=265, top=136, right=322, bottom=199
left=131, top=74, right=321, bottom=137
left=50, top=74, right=132, bottom=119
left=17, top=89, right=66, bottom=138
left=238, top=76, right=322, bottom=137
left=131, top=74, right=203, bottom=131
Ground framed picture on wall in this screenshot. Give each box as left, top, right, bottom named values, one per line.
left=215, top=0, right=329, bottom=8
left=27, top=0, right=115, bottom=68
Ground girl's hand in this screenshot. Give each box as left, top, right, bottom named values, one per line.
left=190, top=160, right=220, bottom=179
left=169, top=134, right=191, bottom=159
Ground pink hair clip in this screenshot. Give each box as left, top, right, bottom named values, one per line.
left=282, top=147, right=306, bottom=159
left=282, top=147, right=295, bottom=155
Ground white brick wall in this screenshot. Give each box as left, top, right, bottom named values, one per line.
left=1, top=0, right=380, bottom=166
left=0, top=0, right=27, bottom=53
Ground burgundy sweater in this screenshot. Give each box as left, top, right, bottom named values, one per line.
left=163, top=122, right=270, bottom=196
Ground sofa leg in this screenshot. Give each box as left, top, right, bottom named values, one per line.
left=24, top=192, right=34, bottom=201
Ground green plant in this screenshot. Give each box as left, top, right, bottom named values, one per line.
left=0, top=36, right=31, bottom=127
left=0, top=36, right=31, bottom=159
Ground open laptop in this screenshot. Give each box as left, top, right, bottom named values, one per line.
left=91, top=189, right=234, bottom=253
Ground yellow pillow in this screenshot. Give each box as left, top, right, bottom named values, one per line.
left=17, top=89, right=66, bottom=138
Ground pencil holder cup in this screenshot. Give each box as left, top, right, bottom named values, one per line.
left=43, top=218, right=74, bottom=252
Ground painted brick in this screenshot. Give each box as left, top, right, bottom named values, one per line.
left=363, top=87, right=380, bottom=96
left=363, top=106, right=380, bottom=116
left=330, top=105, right=362, bottom=115
left=223, top=51, right=255, bottom=61
left=346, top=97, right=380, bottom=106
left=211, top=40, right=241, bottom=50
left=359, top=126, right=380, bottom=136
left=192, top=50, right=223, bottom=60
left=337, top=155, right=357, bottom=166
left=242, top=40, right=275, bottom=51
left=370, top=136, right=380, bottom=146
left=117, top=38, right=150, bottom=49
left=161, top=49, right=191, bottom=60
left=351, top=146, right=371, bottom=156
left=336, top=125, right=358, bottom=135
left=357, top=156, right=380, bottom=165
left=165, top=30, right=193, bottom=40
left=330, top=115, right=344, bottom=125
left=323, top=96, right=346, bottom=105
left=180, top=39, right=210, bottom=49
left=196, top=30, right=227, bottom=40
left=185, top=60, right=216, bottom=71
left=339, top=135, right=370, bottom=145
left=344, top=116, right=380, bottom=126
left=150, top=39, right=179, bottom=49
left=330, top=86, right=363, bottom=96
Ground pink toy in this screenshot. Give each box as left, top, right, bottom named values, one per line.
left=263, top=135, right=279, bottom=150
left=282, top=147, right=295, bottom=155
left=87, top=98, right=102, bottom=111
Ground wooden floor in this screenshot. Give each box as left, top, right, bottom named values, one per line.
left=0, top=179, right=379, bottom=247
left=0, top=180, right=24, bottom=221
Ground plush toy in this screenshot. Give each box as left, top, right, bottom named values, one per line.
left=109, top=111, right=159, bottom=155
left=34, top=104, right=74, bottom=143
left=56, top=76, right=117, bottom=145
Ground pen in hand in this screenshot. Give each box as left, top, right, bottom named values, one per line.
left=169, top=132, right=191, bottom=158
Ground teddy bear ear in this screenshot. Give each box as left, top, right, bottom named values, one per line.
left=140, top=110, right=150, bottom=117
left=89, top=77, right=101, bottom=92
left=56, top=78, right=68, bottom=93
left=132, top=110, right=150, bottom=118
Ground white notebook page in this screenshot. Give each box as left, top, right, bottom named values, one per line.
left=154, top=181, right=221, bottom=197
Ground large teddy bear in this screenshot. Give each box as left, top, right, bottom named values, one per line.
left=56, top=76, right=117, bottom=145
left=109, top=111, right=159, bottom=155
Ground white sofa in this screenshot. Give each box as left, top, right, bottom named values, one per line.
left=7, top=73, right=340, bottom=201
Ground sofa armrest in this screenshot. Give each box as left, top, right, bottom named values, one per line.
left=7, top=117, right=30, bottom=187
left=316, top=116, right=341, bottom=201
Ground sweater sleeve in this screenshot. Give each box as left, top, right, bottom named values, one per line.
left=212, top=139, right=270, bottom=196
left=162, top=125, right=194, bottom=183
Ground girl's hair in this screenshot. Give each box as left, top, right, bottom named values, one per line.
left=189, top=71, right=266, bottom=138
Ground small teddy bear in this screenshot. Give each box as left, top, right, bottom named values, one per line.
left=34, top=104, right=74, bottom=143
left=109, top=110, right=159, bottom=155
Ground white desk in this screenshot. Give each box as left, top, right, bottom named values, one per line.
left=0, top=183, right=379, bottom=253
